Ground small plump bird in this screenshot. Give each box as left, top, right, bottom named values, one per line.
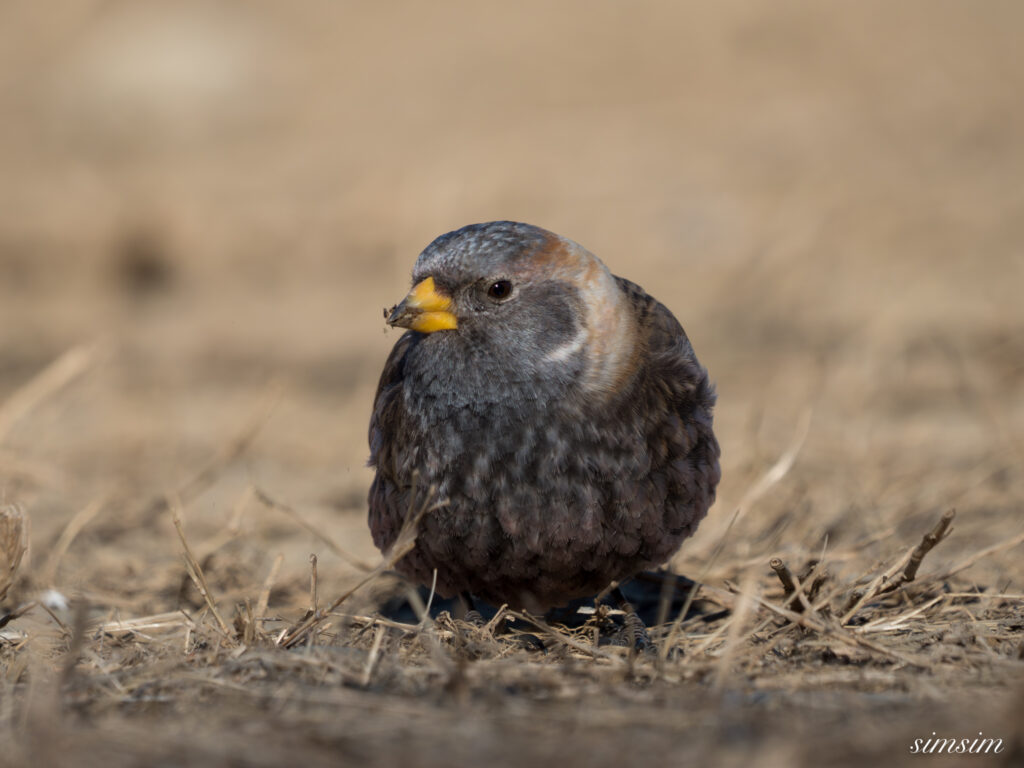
left=368, top=221, right=720, bottom=613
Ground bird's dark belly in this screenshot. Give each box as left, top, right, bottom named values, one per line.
left=370, top=404, right=709, bottom=611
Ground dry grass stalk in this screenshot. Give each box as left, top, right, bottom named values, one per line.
left=276, top=486, right=443, bottom=649
left=254, top=554, right=284, bottom=628
left=41, top=496, right=107, bottom=587
left=60, top=600, right=91, bottom=687
left=253, top=487, right=373, bottom=572
left=732, top=407, right=812, bottom=521
left=857, top=595, right=946, bottom=633
left=935, top=529, right=1024, bottom=580
left=309, top=554, right=319, bottom=613
left=360, top=624, right=387, bottom=687
left=712, top=570, right=759, bottom=691
left=0, top=341, right=104, bottom=445
left=658, top=507, right=739, bottom=663
left=97, top=612, right=190, bottom=635
left=0, top=504, right=29, bottom=603
left=750, top=592, right=928, bottom=668
left=659, top=411, right=813, bottom=661
left=508, top=611, right=620, bottom=662
left=169, top=499, right=233, bottom=639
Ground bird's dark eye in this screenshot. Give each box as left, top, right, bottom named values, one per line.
left=487, top=280, right=513, bottom=300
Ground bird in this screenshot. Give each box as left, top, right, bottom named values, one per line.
left=368, top=221, right=720, bottom=616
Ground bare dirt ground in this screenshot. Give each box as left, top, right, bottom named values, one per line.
left=1, top=2, right=1023, bottom=766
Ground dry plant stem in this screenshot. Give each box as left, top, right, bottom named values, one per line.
left=394, top=588, right=454, bottom=674
left=255, top=554, right=284, bottom=623
left=944, top=592, right=1024, bottom=600
left=403, top=583, right=430, bottom=625
left=783, top=567, right=816, bottom=614
left=37, top=601, right=68, bottom=634
left=482, top=604, right=509, bottom=635
left=508, top=611, right=620, bottom=662
left=60, top=599, right=91, bottom=688
left=97, top=612, right=190, bottom=635
left=841, top=509, right=956, bottom=624
left=360, top=625, right=387, bottom=687
left=42, top=495, right=108, bottom=587
left=936, top=529, right=1024, bottom=580
left=732, top=406, right=812, bottom=522
left=0, top=341, right=104, bottom=445
left=878, top=509, right=956, bottom=594
left=337, top=614, right=420, bottom=634
left=749, top=591, right=927, bottom=668
left=753, top=560, right=817, bottom=638
left=309, top=554, right=319, bottom=614
left=277, top=490, right=443, bottom=649
left=0, top=504, right=28, bottom=602
left=170, top=499, right=233, bottom=639
left=858, top=595, right=945, bottom=633
left=689, top=614, right=734, bottom=657
left=662, top=410, right=813, bottom=659
left=252, top=487, right=373, bottom=572
left=659, top=508, right=739, bottom=663
left=422, top=569, right=438, bottom=620
left=712, top=570, right=759, bottom=692
left=769, top=558, right=797, bottom=603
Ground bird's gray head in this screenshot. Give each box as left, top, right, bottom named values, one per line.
left=386, top=221, right=638, bottom=398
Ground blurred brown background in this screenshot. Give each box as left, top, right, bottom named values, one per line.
left=1, top=2, right=1023, bottom=765
left=1, top=0, right=1022, bottom=659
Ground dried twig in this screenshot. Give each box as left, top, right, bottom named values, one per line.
left=878, top=509, right=955, bottom=594
left=751, top=593, right=927, bottom=668
left=769, top=557, right=816, bottom=614
left=769, top=558, right=797, bottom=602
left=277, top=486, right=442, bottom=649
left=841, top=509, right=956, bottom=624
left=309, top=554, right=319, bottom=614
left=254, top=554, right=284, bottom=626
left=170, top=498, right=233, bottom=639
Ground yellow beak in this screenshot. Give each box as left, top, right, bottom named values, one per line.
left=386, top=276, right=458, bottom=333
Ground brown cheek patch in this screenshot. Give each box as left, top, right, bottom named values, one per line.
left=529, top=233, right=641, bottom=397
left=580, top=265, right=640, bottom=396
left=521, top=232, right=591, bottom=279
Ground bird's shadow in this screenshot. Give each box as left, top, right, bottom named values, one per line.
left=376, top=569, right=728, bottom=630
